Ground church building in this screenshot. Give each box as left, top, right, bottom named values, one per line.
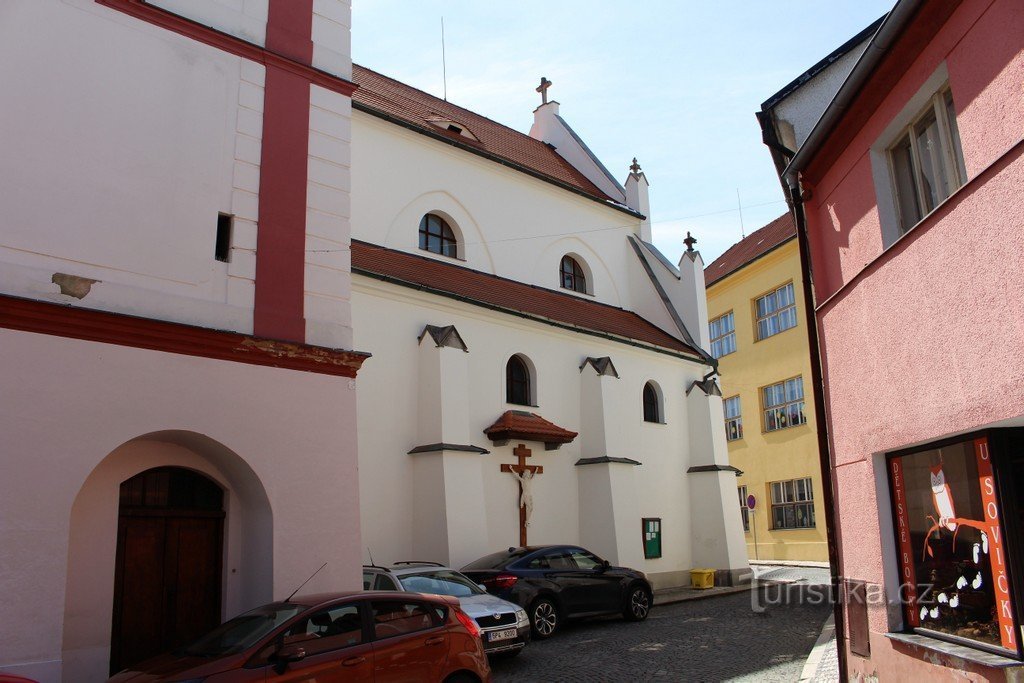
left=348, top=68, right=749, bottom=590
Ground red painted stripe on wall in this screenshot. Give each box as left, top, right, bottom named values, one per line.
left=253, top=0, right=314, bottom=342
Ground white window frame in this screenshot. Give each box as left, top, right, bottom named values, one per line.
left=754, top=282, right=797, bottom=341
left=738, top=485, right=750, bottom=533
left=710, top=311, right=736, bottom=358
left=770, top=477, right=815, bottom=530
left=762, top=376, right=806, bottom=432
left=724, top=395, right=743, bottom=442
left=870, top=64, right=968, bottom=248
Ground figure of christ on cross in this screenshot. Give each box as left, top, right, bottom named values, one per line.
left=501, top=443, right=543, bottom=546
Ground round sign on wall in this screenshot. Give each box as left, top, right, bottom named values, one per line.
left=746, top=494, right=756, bottom=510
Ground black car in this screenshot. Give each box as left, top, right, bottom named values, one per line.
left=460, top=545, right=653, bottom=639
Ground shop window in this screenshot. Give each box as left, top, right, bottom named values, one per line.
left=642, top=518, right=662, bottom=559
left=888, top=433, right=1023, bottom=657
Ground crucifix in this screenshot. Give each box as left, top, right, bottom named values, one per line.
left=536, top=77, right=552, bottom=105
left=501, top=443, right=543, bottom=546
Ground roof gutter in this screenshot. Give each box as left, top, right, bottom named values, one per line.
left=782, top=0, right=922, bottom=188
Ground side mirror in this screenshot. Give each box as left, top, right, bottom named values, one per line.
left=277, top=645, right=307, bottom=663
left=600, top=560, right=611, bottom=571
left=478, top=584, right=488, bottom=592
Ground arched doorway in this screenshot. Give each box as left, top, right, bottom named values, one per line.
left=109, top=467, right=225, bottom=673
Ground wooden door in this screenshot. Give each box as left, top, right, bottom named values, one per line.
left=110, top=468, right=224, bottom=674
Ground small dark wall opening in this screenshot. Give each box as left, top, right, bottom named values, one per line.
left=110, top=467, right=225, bottom=674
left=215, top=214, right=233, bottom=262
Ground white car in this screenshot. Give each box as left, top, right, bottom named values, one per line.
left=363, top=561, right=531, bottom=656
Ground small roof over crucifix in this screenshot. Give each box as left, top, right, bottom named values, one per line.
left=684, top=231, right=698, bottom=252
left=536, top=76, right=552, bottom=105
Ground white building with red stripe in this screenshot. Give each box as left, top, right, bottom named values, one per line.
left=0, top=1, right=365, bottom=680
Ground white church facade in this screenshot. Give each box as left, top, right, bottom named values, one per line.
left=349, top=67, right=748, bottom=589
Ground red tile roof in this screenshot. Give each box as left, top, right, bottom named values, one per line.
left=351, top=65, right=617, bottom=206
left=484, top=411, right=578, bottom=446
left=351, top=240, right=701, bottom=358
left=704, top=213, right=796, bottom=287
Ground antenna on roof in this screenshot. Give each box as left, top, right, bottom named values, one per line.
left=736, top=188, right=746, bottom=239
left=441, top=17, right=448, bottom=101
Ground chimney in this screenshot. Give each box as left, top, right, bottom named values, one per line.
left=624, top=158, right=651, bottom=242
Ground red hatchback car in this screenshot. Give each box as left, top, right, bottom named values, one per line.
left=108, top=591, right=491, bottom=682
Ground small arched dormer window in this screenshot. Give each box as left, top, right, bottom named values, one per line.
left=643, top=382, right=662, bottom=423
left=560, top=255, right=587, bottom=293
left=506, top=355, right=532, bottom=406
left=419, top=213, right=458, bottom=258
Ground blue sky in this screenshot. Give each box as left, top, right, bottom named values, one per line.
left=352, top=1, right=893, bottom=266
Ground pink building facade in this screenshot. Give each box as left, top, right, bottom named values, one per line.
left=782, top=0, right=1024, bottom=679
left=0, top=2, right=366, bottom=680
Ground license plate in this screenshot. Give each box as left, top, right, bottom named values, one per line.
left=488, top=628, right=517, bottom=642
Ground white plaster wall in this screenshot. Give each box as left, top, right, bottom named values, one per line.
left=312, top=0, right=352, bottom=80
left=148, top=0, right=269, bottom=46
left=0, top=1, right=260, bottom=333
left=306, top=85, right=354, bottom=348
left=353, top=278, right=712, bottom=576
left=773, top=40, right=869, bottom=151
left=0, top=329, right=361, bottom=682
left=351, top=113, right=643, bottom=309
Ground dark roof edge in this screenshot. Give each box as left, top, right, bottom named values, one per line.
left=687, top=464, right=742, bottom=474
left=353, top=267, right=704, bottom=363
left=627, top=236, right=716, bottom=368
left=760, top=14, right=887, bottom=111
left=554, top=113, right=628, bottom=199
left=705, top=234, right=798, bottom=287
left=353, top=102, right=643, bottom=220
left=783, top=0, right=923, bottom=186
left=575, top=456, right=642, bottom=467
left=408, top=443, right=490, bottom=455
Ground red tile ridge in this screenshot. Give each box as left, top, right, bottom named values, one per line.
left=484, top=410, right=578, bottom=445
left=704, top=212, right=796, bottom=287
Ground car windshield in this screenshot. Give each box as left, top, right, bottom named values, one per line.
left=180, top=603, right=304, bottom=657
left=399, top=570, right=486, bottom=597
left=461, top=548, right=532, bottom=570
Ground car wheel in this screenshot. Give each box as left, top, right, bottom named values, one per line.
left=623, top=583, right=652, bottom=621
left=529, top=597, right=559, bottom=639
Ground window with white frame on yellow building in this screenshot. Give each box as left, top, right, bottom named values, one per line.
left=754, top=282, right=797, bottom=340
left=762, top=377, right=806, bottom=432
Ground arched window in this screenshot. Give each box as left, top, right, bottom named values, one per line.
left=560, top=255, right=587, bottom=293
left=643, top=382, right=661, bottom=423
left=419, top=213, right=458, bottom=258
left=506, top=355, right=531, bottom=406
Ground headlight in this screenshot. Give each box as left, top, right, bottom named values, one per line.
left=515, top=609, right=529, bottom=626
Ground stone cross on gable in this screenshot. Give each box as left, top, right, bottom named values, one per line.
left=630, top=157, right=642, bottom=174
left=501, top=443, right=544, bottom=546
left=536, top=77, right=552, bottom=105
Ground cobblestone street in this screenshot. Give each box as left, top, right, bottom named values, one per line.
left=491, top=587, right=830, bottom=682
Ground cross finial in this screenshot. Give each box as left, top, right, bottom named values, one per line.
left=629, top=157, right=641, bottom=174
left=684, top=231, right=698, bottom=252
left=536, top=77, right=552, bottom=105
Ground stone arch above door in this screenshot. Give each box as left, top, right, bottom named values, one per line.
left=61, top=431, right=273, bottom=681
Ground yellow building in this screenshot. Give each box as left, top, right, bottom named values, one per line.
left=704, top=213, right=827, bottom=562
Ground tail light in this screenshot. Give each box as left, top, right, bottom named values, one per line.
left=453, top=606, right=480, bottom=638
left=481, top=574, right=518, bottom=591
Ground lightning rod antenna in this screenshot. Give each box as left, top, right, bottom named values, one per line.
left=441, top=17, right=447, bottom=101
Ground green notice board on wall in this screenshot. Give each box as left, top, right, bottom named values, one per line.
left=642, top=518, right=662, bottom=559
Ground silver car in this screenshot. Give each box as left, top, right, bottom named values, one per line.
left=363, top=562, right=531, bottom=656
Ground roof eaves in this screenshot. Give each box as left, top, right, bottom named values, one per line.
left=760, top=14, right=887, bottom=111
left=352, top=262, right=703, bottom=363
left=783, top=0, right=923, bottom=187
left=705, top=233, right=797, bottom=288
left=627, top=236, right=715, bottom=367
left=353, top=101, right=642, bottom=220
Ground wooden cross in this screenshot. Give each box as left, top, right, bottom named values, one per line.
left=501, top=443, right=543, bottom=546
left=536, top=77, right=552, bottom=105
